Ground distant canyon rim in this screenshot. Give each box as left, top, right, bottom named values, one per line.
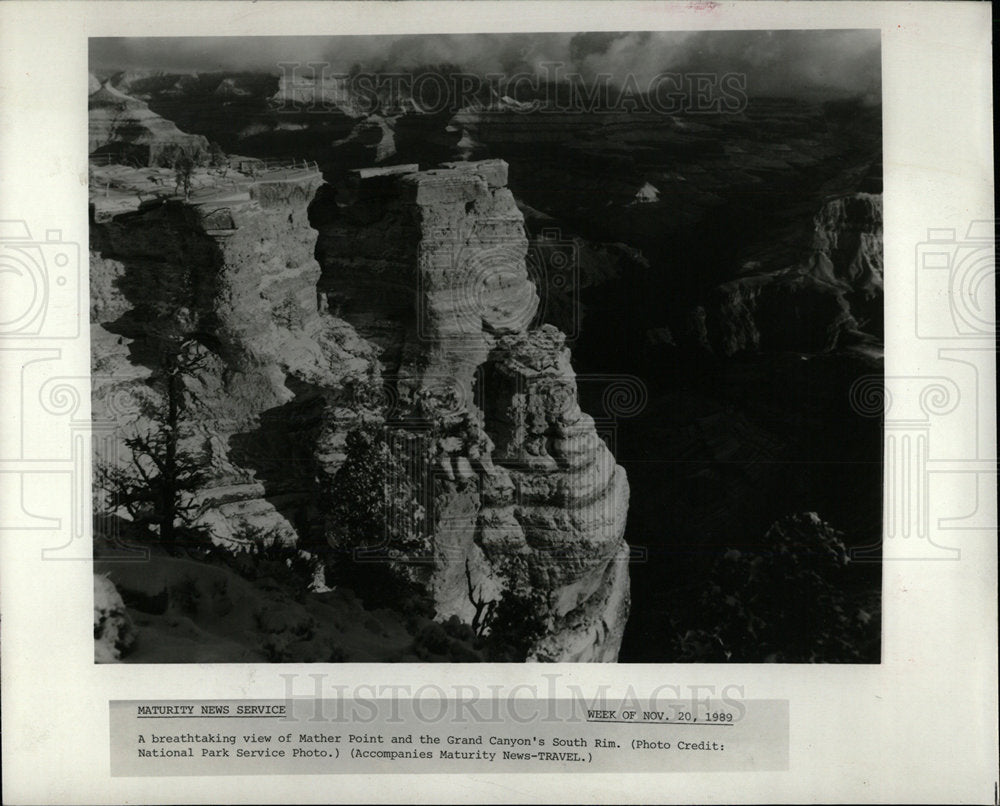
left=90, top=54, right=882, bottom=664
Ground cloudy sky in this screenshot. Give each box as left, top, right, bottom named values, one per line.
left=91, top=30, right=881, bottom=101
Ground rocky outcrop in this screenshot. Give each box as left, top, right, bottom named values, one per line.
left=90, top=166, right=377, bottom=546
left=701, top=192, right=883, bottom=355
left=314, top=159, right=631, bottom=660
left=331, top=116, right=397, bottom=164
left=269, top=72, right=367, bottom=118
left=91, top=158, right=630, bottom=661
left=811, top=192, right=883, bottom=332
left=811, top=193, right=883, bottom=295
left=706, top=273, right=859, bottom=355
left=89, top=81, right=210, bottom=166
left=478, top=327, right=630, bottom=660
left=95, top=70, right=355, bottom=161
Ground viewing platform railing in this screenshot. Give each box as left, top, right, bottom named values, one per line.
left=231, top=158, right=321, bottom=176
left=91, top=156, right=323, bottom=204
left=89, top=154, right=321, bottom=173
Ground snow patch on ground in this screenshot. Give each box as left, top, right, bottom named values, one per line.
left=94, top=573, right=137, bottom=662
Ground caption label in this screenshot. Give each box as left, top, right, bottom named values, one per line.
left=110, top=698, right=789, bottom=776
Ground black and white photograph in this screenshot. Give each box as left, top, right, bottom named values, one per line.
left=88, top=31, right=884, bottom=664
left=2, top=2, right=996, bottom=802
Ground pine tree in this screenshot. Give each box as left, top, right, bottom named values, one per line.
left=97, top=337, right=208, bottom=549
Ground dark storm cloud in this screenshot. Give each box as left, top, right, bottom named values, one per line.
left=90, top=30, right=880, bottom=100
left=88, top=34, right=576, bottom=75
left=568, top=30, right=881, bottom=101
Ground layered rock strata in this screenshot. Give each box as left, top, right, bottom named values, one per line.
left=478, top=327, right=631, bottom=660
left=89, top=79, right=210, bottom=166
left=702, top=192, right=883, bottom=356
left=91, top=158, right=630, bottom=660
left=91, top=167, right=377, bottom=545
left=315, top=159, right=631, bottom=660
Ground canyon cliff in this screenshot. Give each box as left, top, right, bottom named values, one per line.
left=699, top=192, right=884, bottom=356
left=90, top=159, right=630, bottom=661
left=89, top=77, right=211, bottom=166
left=313, top=159, right=631, bottom=660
